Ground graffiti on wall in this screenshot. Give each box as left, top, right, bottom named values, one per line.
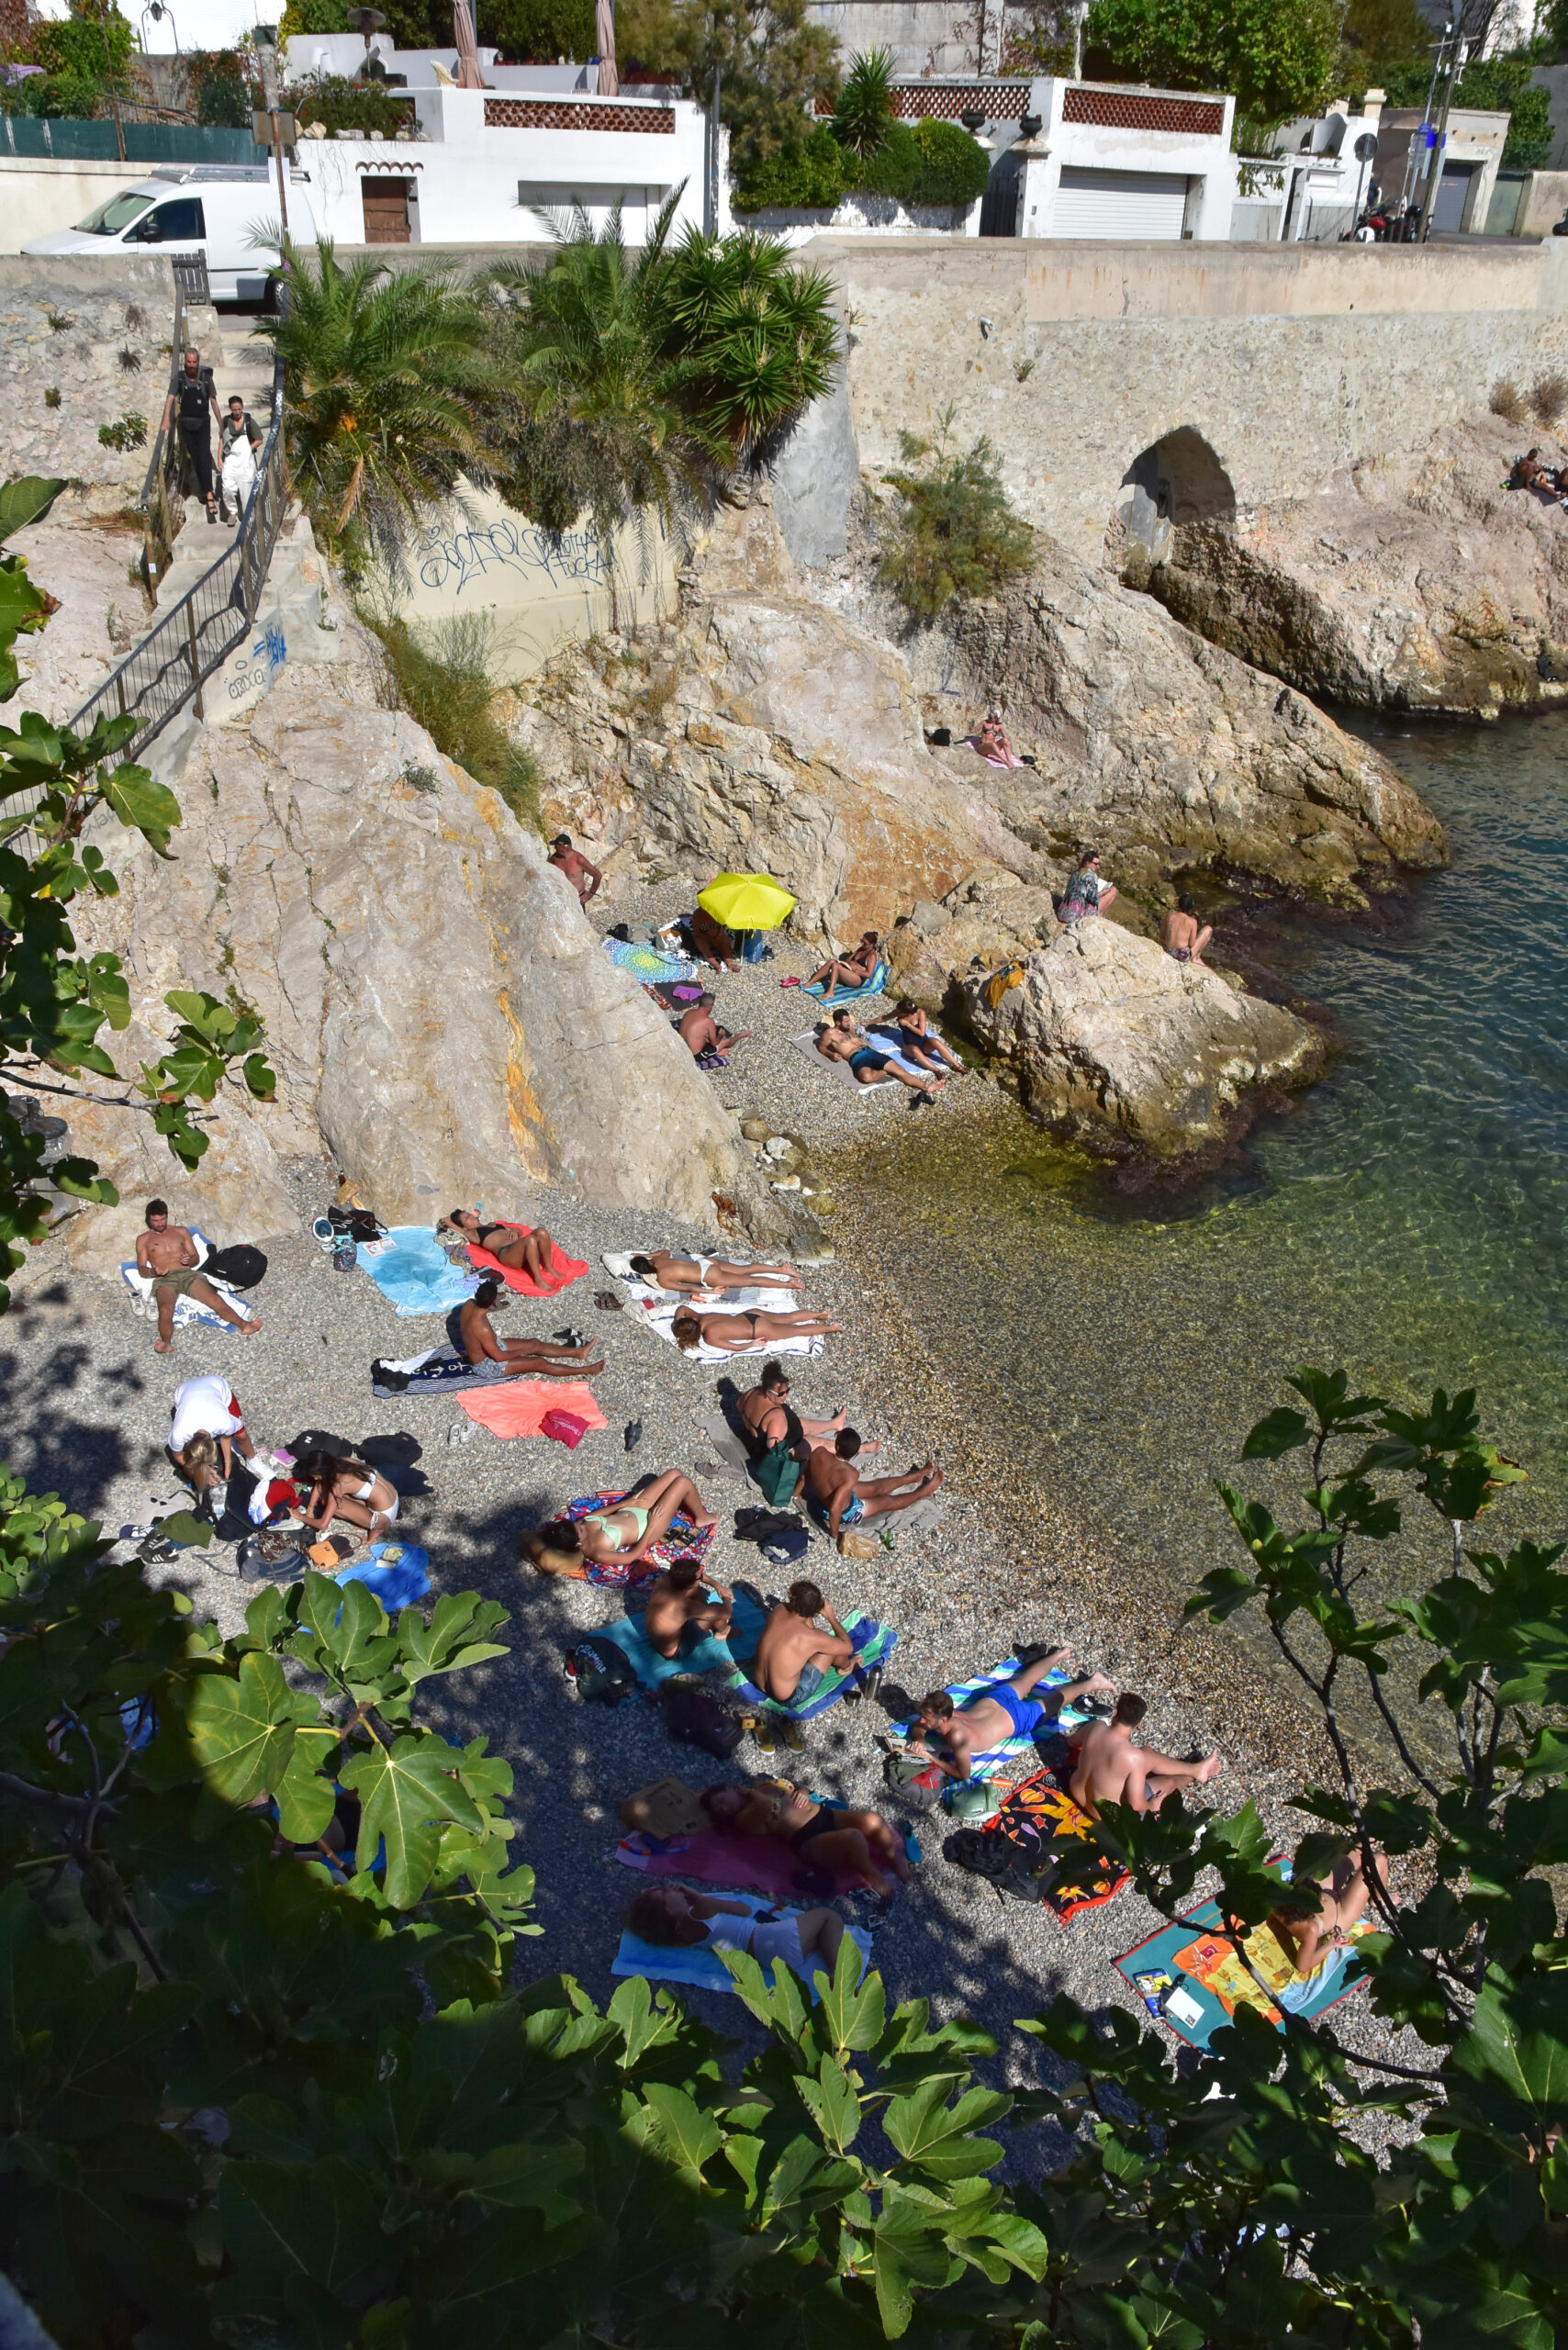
left=414, top=518, right=610, bottom=600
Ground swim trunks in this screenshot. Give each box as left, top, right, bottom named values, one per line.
left=971, top=1683, right=1047, bottom=1740
left=848, top=1047, right=889, bottom=1074
left=152, top=1265, right=204, bottom=1297
left=790, top=1662, right=825, bottom=1706
left=1166, top=946, right=1193, bottom=964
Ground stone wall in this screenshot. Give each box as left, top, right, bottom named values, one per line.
left=778, top=237, right=1568, bottom=565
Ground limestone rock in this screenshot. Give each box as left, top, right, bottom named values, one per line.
left=887, top=870, right=1060, bottom=1011
left=960, top=919, right=1324, bottom=1163
left=1144, top=413, right=1568, bottom=717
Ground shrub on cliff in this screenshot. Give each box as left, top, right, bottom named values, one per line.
left=877, top=410, right=1036, bottom=622
left=364, top=608, right=543, bottom=833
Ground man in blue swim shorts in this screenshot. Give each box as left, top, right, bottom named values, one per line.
left=909, top=1646, right=1116, bottom=1782
left=803, top=1428, right=945, bottom=1541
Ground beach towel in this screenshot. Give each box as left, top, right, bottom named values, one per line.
left=612, top=1886, right=871, bottom=1999
left=803, top=959, right=889, bottom=1006
left=335, top=1541, right=431, bottom=1614
left=358, top=1226, right=480, bottom=1318
left=616, top=1797, right=917, bottom=1899
left=788, top=1029, right=913, bottom=1100
left=602, top=936, right=700, bottom=986
left=890, top=1656, right=1098, bottom=1784
left=597, top=1586, right=767, bottom=1690
left=120, top=1228, right=253, bottom=1332
left=1114, top=1887, right=1375, bottom=2050
left=723, top=1610, right=896, bottom=1722
left=464, top=1221, right=588, bottom=1298
left=556, top=1488, right=719, bottom=1592
left=371, top=1344, right=501, bottom=1398
left=599, top=1252, right=823, bottom=1366
left=456, top=1379, right=608, bottom=1441
left=946, top=1769, right=1130, bottom=1923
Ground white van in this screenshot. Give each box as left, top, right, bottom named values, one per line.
left=22, top=165, right=319, bottom=305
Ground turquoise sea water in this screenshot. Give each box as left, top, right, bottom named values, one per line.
left=834, top=710, right=1568, bottom=1609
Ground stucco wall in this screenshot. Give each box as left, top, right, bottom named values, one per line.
left=795, top=236, right=1568, bottom=557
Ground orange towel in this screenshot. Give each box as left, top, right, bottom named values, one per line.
left=456, top=1379, right=608, bottom=1439
left=465, top=1221, right=588, bottom=1296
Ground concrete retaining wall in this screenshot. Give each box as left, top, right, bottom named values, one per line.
left=782, top=235, right=1568, bottom=559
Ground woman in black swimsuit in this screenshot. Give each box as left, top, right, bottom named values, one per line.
left=700, top=1783, right=912, bottom=1897
left=441, top=1209, right=562, bottom=1287
left=161, top=348, right=219, bottom=523
left=670, top=1304, right=843, bottom=1355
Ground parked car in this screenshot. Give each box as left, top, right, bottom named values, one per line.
left=22, top=165, right=319, bottom=304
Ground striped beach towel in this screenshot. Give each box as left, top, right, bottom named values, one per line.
left=724, top=1610, right=896, bottom=1722
left=889, top=1656, right=1095, bottom=1782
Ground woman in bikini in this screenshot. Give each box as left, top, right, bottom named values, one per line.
left=806, top=932, right=881, bottom=997
left=700, top=1782, right=913, bottom=1899
left=441, top=1210, right=562, bottom=1287
left=670, top=1305, right=843, bottom=1355
left=1265, top=1847, right=1389, bottom=2014
left=296, top=1449, right=402, bottom=1542
left=521, top=1468, right=716, bottom=1574
left=628, top=1249, right=802, bottom=1295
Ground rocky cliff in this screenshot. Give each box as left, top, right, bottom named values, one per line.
left=1140, top=413, right=1568, bottom=717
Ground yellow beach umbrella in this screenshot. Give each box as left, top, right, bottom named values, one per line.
left=698, top=872, right=797, bottom=932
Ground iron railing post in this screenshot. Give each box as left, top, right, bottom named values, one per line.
left=186, top=603, right=204, bottom=720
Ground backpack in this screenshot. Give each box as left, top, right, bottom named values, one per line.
left=947, top=1780, right=1003, bottom=1823
left=203, top=1242, right=268, bottom=1289
left=328, top=1203, right=386, bottom=1246
left=568, top=1635, right=638, bottom=1707
left=238, top=1529, right=309, bottom=1583
left=661, top=1682, right=743, bottom=1760
left=753, top=1438, right=801, bottom=1510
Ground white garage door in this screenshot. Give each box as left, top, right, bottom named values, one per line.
left=1053, top=166, right=1189, bottom=240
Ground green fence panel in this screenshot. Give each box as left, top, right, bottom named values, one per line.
left=0, top=118, right=266, bottom=166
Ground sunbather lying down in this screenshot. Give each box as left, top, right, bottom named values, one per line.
left=908, top=1644, right=1115, bottom=1782
left=671, top=1305, right=842, bottom=1354
left=818, top=1011, right=939, bottom=1100
left=701, top=1781, right=913, bottom=1899
left=624, top=1883, right=847, bottom=1985
left=521, top=1469, right=716, bottom=1575
left=459, top=1281, right=604, bottom=1377
left=440, top=1210, right=560, bottom=1285
left=629, top=1248, right=801, bottom=1295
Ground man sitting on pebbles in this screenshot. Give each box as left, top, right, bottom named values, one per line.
left=907, top=1645, right=1116, bottom=1782
left=643, top=1555, right=734, bottom=1660
left=1069, top=1691, right=1222, bottom=1818
left=753, top=1579, right=864, bottom=1718
left=804, top=1429, right=944, bottom=1539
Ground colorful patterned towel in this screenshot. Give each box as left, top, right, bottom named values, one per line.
left=890, top=1656, right=1096, bottom=1784
left=465, top=1221, right=588, bottom=1298
left=724, top=1611, right=896, bottom=1722
left=1114, top=1884, right=1374, bottom=2050
left=559, top=1488, right=718, bottom=1592
left=602, top=936, right=700, bottom=985
left=954, top=1768, right=1130, bottom=1923
left=456, top=1379, right=608, bottom=1440
left=612, top=1887, right=871, bottom=1999
left=803, top=959, right=889, bottom=1006
left=359, top=1227, right=479, bottom=1317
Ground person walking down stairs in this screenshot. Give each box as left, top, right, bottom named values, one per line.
left=162, top=347, right=220, bottom=525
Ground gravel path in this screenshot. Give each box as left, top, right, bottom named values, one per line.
left=0, top=894, right=1420, bottom=2110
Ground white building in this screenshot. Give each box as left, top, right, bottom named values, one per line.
left=1009, top=77, right=1237, bottom=240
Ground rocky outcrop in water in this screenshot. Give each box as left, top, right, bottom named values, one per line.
left=1140, top=414, right=1568, bottom=717
left=959, top=920, right=1325, bottom=1164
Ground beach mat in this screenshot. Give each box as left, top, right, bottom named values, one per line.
left=358, top=1228, right=478, bottom=1317
left=599, top=1253, right=823, bottom=1366
left=803, top=959, right=888, bottom=1007
left=464, top=1222, right=588, bottom=1297
left=788, top=1029, right=901, bottom=1099
left=890, top=1655, right=1097, bottom=1783
left=946, top=1769, right=1131, bottom=1923
left=597, top=1588, right=767, bottom=1690
left=602, top=936, right=700, bottom=985
left=724, top=1609, right=896, bottom=1721
left=612, top=1887, right=871, bottom=1998
left=555, top=1488, right=718, bottom=1591
left=335, top=1541, right=431, bottom=1614
left=371, top=1344, right=499, bottom=1398
left=1114, top=1890, right=1375, bottom=2049
left=456, top=1379, right=608, bottom=1440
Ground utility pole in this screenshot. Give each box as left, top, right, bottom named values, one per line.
left=709, top=62, right=721, bottom=237
left=1419, top=28, right=1469, bottom=243
left=99, top=0, right=126, bottom=162
left=1399, top=19, right=1450, bottom=218
left=254, top=26, right=290, bottom=240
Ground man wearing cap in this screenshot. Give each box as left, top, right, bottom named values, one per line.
left=546, top=832, right=602, bottom=904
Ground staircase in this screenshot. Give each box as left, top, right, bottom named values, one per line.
left=152, top=325, right=278, bottom=616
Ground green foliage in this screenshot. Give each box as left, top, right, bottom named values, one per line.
left=1086, top=0, right=1339, bottom=130
left=96, top=410, right=146, bottom=452
left=288, top=71, right=417, bottom=138
left=732, top=118, right=855, bottom=208
left=617, top=0, right=841, bottom=171
left=833, top=41, right=893, bottom=157
left=12, top=0, right=133, bottom=119
left=195, top=71, right=251, bottom=126
left=279, top=0, right=350, bottom=34
left=0, top=476, right=275, bottom=1309
left=1338, top=0, right=1431, bottom=73
left=877, top=408, right=1036, bottom=621
left=858, top=115, right=991, bottom=207
left=487, top=0, right=596, bottom=61
left=363, top=609, right=543, bottom=833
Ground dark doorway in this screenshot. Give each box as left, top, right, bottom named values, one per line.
left=1115, top=425, right=1236, bottom=557
left=361, top=176, right=413, bottom=244
left=1431, top=161, right=1476, bottom=234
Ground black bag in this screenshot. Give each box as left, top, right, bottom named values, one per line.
left=661, top=1682, right=743, bottom=1760
left=204, top=1242, right=268, bottom=1289
left=371, top=1360, right=411, bottom=1393
left=568, top=1634, right=638, bottom=1707
left=328, top=1203, right=386, bottom=1246
left=214, top=1463, right=262, bottom=1544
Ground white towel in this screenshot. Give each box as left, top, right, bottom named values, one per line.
left=119, top=1230, right=252, bottom=1332
left=600, top=1251, right=823, bottom=1365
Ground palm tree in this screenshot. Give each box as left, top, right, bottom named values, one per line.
left=832, top=46, right=895, bottom=160
left=257, top=241, right=516, bottom=572
left=661, top=225, right=839, bottom=455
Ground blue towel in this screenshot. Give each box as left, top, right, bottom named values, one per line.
left=612, top=1889, right=872, bottom=1998
left=599, top=1588, right=767, bottom=1690
left=336, top=1542, right=431, bottom=1613
left=804, top=959, right=889, bottom=1007
left=359, top=1227, right=479, bottom=1317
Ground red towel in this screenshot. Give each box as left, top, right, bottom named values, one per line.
left=465, top=1221, right=588, bottom=1296
left=456, top=1380, right=608, bottom=1440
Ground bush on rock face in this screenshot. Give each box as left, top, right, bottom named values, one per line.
left=877, top=408, right=1036, bottom=621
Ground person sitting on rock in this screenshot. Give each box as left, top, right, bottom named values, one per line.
left=644, top=1555, right=734, bottom=1658
left=877, top=999, right=966, bottom=1077
left=803, top=1429, right=944, bottom=1539
left=969, top=709, right=1024, bottom=767
left=818, top=1011, right=939, bottom=1101
left=752, top=1578, right=857, bottom=1711
left=1160, top=893, right=1215, bottom=968
left=135, top=1199, right=262, bottom=1355
left=906, top=1645, right=1115, bottom=1782
left=700, top=1781, right=913, bottom=1897
left=1068, top=1691, right=1221, bottom=1818
left=547, top=833, right=602, bottom=903
left=677, top=992, right=750, bottom=1063
left=669, top=1303, right=844, bottom=1355
left=806, top=932, right=881, bottom=996
left=521, top=1470, right=718, bottom=1573
left=457, top=1281, right=604, bottom=1379
left=629, top=1250, right=802, bottom=1295
left=687, top=903, right=739, bottom=971
left=441, top=1210, right=563, bottom=1288
left=1058, top=849, right=1117, bottom=924
left=623, top=1882, right=849, bottom=1984
left=1512, top=447, right=1549, bottom=492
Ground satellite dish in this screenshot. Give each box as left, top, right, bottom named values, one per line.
left=1354, top=130, right=1378, bottom=162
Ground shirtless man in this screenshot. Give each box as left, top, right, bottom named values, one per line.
left=547, top=833, right=601, bottom=904
left=908, top=1646, right=1115, bottom=1782
left=1160, top=893, right=1214, bottom=968
left=753, top=1580, right=856, bottom=1706
left=643, top=1555, right=734, bottom=1659
left=629, top=1250, right=801, bottom=1297
left=688, top=904, right=738, bottom=971
left=807, top=932, right=880, bottom=996
left=1068, top=1692, right=1221, bottom=1818
left=677, top=993, right=751, bottom=1061
left=819, top=1011, right=938, bottom=1100
left=803, top=1429, right=943, bottom=1539
left=456, top=1282, right=604, bottom=1378
left=135, top=1199, right=262, bottom=1355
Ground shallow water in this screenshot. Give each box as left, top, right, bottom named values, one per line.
left=831, top=709, right=1568, bottom=1625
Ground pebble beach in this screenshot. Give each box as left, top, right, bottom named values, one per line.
left=0, top=894, right=1424, bottom=2104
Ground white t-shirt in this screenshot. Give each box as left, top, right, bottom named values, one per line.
left=169, top=1374, right=242, bottom=1452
